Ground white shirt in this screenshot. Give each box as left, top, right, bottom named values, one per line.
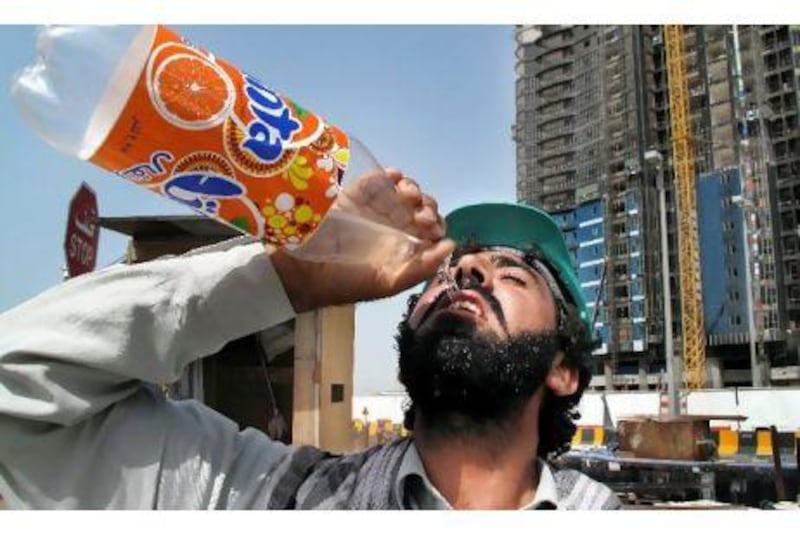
left=0, top=242, right=296, bottom=508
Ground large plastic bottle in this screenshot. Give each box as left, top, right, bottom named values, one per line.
left=11, top=25, right=422, bottom=266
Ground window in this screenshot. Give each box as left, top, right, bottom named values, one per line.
left=331, top=384, right=345, bottom=403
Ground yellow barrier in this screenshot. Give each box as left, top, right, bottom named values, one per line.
left=755, top=428, right=772, bottom=457
left=593, top=427, right=605, bottom=447
left=716, top=429, right=739, bottom=456
left=571, top=428, right=582, bottom=447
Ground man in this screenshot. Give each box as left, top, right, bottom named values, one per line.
left=0, top=172, right=618, bottom=509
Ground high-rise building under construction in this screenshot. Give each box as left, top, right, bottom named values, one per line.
left=513, top=25, right=800, bottom=389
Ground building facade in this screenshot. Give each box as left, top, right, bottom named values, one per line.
left=514, top=25, right=800, bottom=389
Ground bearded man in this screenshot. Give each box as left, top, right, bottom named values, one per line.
left=0, top=172, right=619, bottom=509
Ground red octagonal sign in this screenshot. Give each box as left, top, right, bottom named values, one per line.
left=65, top=182, right=99, bottom=278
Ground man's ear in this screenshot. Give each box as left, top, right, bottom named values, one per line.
left=545, top=354, right=579, bottom=397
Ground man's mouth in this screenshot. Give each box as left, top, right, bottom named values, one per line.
left=420, top=290, right=489, bottom=326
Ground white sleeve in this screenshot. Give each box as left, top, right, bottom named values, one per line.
left=0, top=242, right=297, bottom=508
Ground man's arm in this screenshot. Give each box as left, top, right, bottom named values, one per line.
left=0, top=242, right=294, bottom=426
left=0, top=242, right=297, bottom=508
left=0, top=171, right=452, bottom=509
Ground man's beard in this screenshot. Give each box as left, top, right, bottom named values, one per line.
left=396, top=308, right=561, bottom=438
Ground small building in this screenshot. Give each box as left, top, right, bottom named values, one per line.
left=99, top=215, right=355, bottom=453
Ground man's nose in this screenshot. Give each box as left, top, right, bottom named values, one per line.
left=454, top=255, right=492, bottom=290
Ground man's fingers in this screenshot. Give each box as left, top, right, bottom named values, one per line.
left=393, top=239, right=456, bottom=292
left=413, top=207, right=445, bottom=240
left=420, top=192, right=439, bottom=214
left=396, top=176, right=423, bottom=208
left=345, top=167, right=445, bottom=242
left=413, top=193, right=445, bottom=239
left=383, top=168, right=404, bottom=184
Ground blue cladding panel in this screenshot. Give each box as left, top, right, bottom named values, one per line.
left=631, top=278, right=643, bottom=296
left=697, top=168, right=749, bottom=337
left=577, top=224, right=603, bottom=242
left=550, top=199, right=608, bottom=347
left=551, top=208, right=578, bottom=269
left=626, top=190, right=638, bottom=211
left=576, top=200, right=603, bottom=221
left=630, top=255, right=641, bottom=275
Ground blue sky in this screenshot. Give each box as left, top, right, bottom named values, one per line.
left=0, top=25, right=517, bottom=393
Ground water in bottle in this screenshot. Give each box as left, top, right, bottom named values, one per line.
left=11, top=25, right=422, bottom=267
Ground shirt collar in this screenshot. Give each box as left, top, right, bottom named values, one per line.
left=395, top=442, right=560, bottom=510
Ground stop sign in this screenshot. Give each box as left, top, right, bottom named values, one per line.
left=64, top=182, right=99, bottom=278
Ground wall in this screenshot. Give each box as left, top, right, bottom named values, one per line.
left=319, top=305, right=355, bottom=453
left=354, top=388, right=800, bottom=432
left=292, top=305, right=355, bottom=453
left=579, top=388, right=800, bottom=431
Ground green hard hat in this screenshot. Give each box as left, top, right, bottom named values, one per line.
left=444, top=202, right=589, bottom=329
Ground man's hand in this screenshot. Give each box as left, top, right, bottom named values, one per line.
left=271, top=170, right=455, bottom=312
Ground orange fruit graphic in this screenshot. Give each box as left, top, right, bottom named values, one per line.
left=148, top=41, right=203, bottom=76
left=152, top=53, right=235, bottom=130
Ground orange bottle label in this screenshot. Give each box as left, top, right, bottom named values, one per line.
left=90, top=26, right=349, bottom=246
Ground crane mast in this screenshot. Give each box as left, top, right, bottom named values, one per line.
left=663, top=25, right=707, bottom=390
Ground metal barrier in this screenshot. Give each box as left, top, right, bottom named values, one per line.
left=351, top=420, right=800, bottom=459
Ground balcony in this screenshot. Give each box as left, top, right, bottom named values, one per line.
left=538, top=51, right=573, bottom=69
left=541, top=181, right=577, bottom=194
left=538, top=145, right=575, bottom=161
left=537, top=125, right=573, bottom=139
left=537, top=69, right=573, bottom=90
left=538, top=106, right=576, bottom=122
left=537, top=87, right=577, bottom=106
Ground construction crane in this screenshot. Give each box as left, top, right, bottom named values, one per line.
left=663, top=25, right=707, bottom=390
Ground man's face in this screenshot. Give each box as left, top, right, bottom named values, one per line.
left=397, top=248, right=564, bottom=433
left=408, top=249, right=560, bottom=338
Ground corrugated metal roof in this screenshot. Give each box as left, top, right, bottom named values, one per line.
left=98, top=215, right=240, bottom=239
